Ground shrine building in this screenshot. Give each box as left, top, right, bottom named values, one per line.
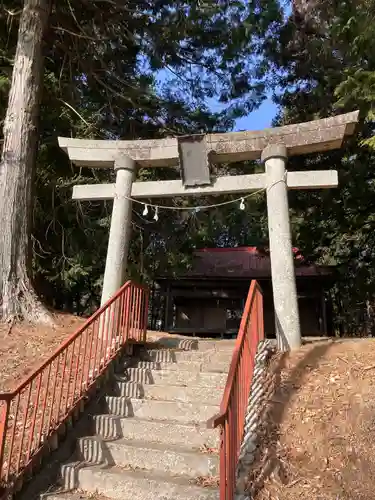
left=155, top=247, right=334, bottom=338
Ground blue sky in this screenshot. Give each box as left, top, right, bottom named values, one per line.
left=234, top=98, right=278, bottom=131
left=205, top=94, right=279, bottom=132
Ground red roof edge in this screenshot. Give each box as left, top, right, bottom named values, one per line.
left=197, top=246, right=302, bottom=256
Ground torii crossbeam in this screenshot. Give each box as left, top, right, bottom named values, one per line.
left=59, top=111, right=359, bottom=351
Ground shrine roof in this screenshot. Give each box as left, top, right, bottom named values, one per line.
left=161, top=247, right=333, bottom=280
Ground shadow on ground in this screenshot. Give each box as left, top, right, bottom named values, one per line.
left=247, top=340, right=337, bottom=497
left=247, top=337, right=375, bottom=500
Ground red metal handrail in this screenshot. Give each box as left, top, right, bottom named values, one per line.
left=0, top=280, right=148, bottom=494
left=207, top=280, right=264, bottom=500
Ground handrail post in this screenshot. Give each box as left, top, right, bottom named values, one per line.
left=123, top=285, right=131, bottom=341
left=206, top=280, right=264, bottom=500
left=0, top=400, right=10, bottom=477
left=258, top=287, right=264, bottom=342
left=143, top=289, right=149, bottom=341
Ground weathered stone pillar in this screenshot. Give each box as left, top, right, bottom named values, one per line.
left=262, top=144, right=301, bottom=350
left=101, top=154, right=135, bottom=305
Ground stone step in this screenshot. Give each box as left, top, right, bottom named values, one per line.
left=144, top=337, right=200, bottom=351
left=77, top=437, right=218, bottom=478
left=122, top=358, right=229, bottom=373
left=103, top=395, right=219, bottom=424
left=111, top=380, right=223, bottom=405
left=196, top=340, right=236, bottom=352
left=91, top=415, right=219, bottom=449
left=123, top=367, right=227, bottom=386
left=147, top=336, right=236, bottom=353
left=137, top=348, right=231, bottom=363
left=62, top=464, right=219, bottom=500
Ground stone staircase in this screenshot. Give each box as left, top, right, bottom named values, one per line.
left=42, top=338, right=235, bottom=500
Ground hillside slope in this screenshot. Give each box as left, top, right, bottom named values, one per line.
left=258, top=338, right=375, bottom=500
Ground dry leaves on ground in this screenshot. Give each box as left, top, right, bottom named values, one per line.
left=256, top=338, right=375, bottom=500
left=193, top=475, right=220, bottom=488
left=0, top=314, right=85, bottom=392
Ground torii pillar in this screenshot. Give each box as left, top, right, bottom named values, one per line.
left=262, top=144, right=300, bottom=350
left=59, top=111, right=359, bottom=350
left=101, top=155, right=135, bottom=304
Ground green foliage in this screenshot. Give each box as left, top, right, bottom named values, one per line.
left=331, top=1, right=375, bottom=151
left=0, top=0, right=281, bottom=314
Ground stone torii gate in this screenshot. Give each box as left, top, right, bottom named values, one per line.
left=59, top=111, right=358, bottom=350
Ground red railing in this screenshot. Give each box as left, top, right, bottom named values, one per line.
left=0, top=280, right=148, bottom=495
left=207, top=280, right=264, bottom=500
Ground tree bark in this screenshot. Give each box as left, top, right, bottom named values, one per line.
left=0, top=0, right=53, bottom=324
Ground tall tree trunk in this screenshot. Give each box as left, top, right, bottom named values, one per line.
left=0, top=0, right=53, bottom=324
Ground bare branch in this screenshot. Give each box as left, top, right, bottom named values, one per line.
left=52, top=25, right=100, bottom=41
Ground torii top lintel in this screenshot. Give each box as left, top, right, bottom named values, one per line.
left=58, top=111, right=359, bottom=169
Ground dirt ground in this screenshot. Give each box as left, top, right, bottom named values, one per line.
left=257, top=338, right=375, bottom=500
left=0, top=314, right=85, bottom=392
